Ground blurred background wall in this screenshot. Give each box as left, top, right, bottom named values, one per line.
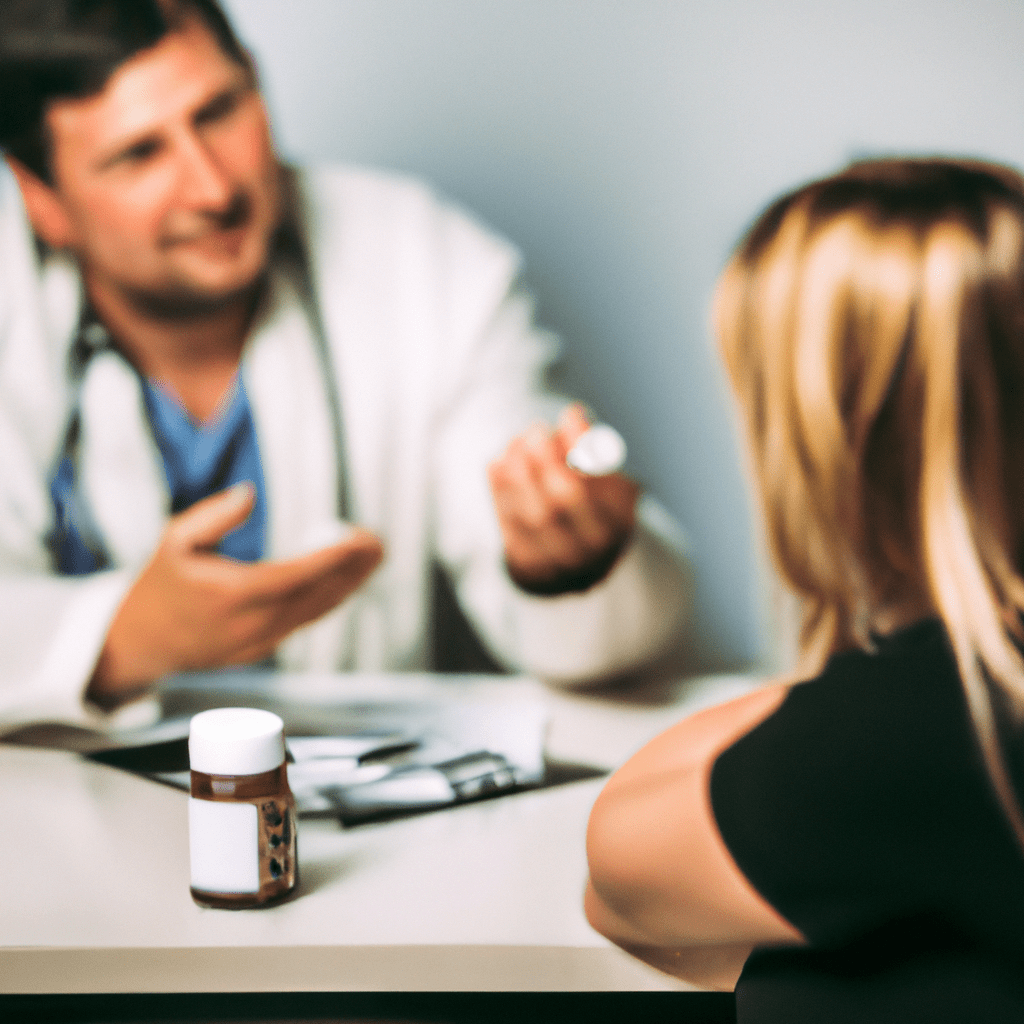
left=223, top=0, right=1024, bottom=673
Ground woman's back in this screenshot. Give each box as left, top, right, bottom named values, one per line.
left=713, top=619, right=1024, bottom=1022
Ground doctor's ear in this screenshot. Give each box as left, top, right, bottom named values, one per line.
left=6, top=156, right=79, bottom=251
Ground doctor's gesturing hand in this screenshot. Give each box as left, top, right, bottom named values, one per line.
left=87, top=483, right=384, bottom=710
left=489, top=404, right=640, bottom=595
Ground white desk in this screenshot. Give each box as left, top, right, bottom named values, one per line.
left=0, top=672, right=758, bottom=994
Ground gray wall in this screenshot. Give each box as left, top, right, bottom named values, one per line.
left=224, top=0, right=1024, bottom=671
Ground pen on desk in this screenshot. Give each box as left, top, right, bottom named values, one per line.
left=324, top=751, right=522, bottom=825
left=285, top=734, right=419, bottom=764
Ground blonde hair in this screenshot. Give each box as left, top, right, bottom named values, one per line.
left=715, top=158, right=1024, bottom=848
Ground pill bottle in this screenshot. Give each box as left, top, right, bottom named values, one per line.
left=188, top=707, right=298, bottom=909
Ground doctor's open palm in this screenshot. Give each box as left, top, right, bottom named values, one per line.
left=86, top=482, right=384, bottom=710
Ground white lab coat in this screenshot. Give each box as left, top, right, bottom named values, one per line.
left=0, top=162, right=691, bottom=730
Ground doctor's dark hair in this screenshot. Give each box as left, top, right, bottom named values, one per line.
left=0, top=0, right=250, bottom=181
left=715, top=157, right=1024, bottom=851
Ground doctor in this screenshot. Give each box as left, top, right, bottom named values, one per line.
left=0, top=0, right=690, bottom=726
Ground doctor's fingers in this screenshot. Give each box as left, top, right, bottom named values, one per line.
left=184, top=528, right=384, bottom=607
left=504, top=517, right=597, bottom=576
left=517, top=434, right=636, bottom=551
left=494, top=461, right=607, bottom=556
left=553, top=402, right=592, bottom=452
left=538, top=460, right=632, bottom=549
left=250, top=530, right=384, bottom=604
left=164, top=482, right=256, bottom=553
left=506, top=479, right=638, bottom=582
left=581, top=474, right=641, bottom=534
left=491, top=420, right=610, bottom=521
left=489, top=432, right=552, bottom=528
left=217, top=568, right=366, bottom=665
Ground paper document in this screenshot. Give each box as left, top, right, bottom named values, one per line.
left=72, top=672, right=590, bottom=822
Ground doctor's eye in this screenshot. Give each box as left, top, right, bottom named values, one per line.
left=194, top=87, right=246, bottom=129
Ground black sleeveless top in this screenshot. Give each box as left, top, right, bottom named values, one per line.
left=710, top=619, right=1024, bottom=1023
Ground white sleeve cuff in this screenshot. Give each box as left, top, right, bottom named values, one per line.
left=0, top=569, right=137, bottom=733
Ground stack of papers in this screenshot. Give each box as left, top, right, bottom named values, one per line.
left=82, top=672, right=562, bottom=823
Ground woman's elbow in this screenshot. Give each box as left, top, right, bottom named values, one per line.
left=585, top=784, right=671, bottom=944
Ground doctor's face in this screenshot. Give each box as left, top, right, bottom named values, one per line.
left=40, top=17, right=280, bottom=309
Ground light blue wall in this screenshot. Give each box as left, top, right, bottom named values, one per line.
left=224, top=0, right=1024, bottom=671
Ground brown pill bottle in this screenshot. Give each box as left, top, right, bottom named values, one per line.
left=188, top=708, right=298, bottom=909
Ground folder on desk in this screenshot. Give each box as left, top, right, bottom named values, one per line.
left=63, top=672, right=600, bottom=823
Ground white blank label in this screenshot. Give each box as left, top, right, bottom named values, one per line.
left=189, top=798, right=260, bottom=894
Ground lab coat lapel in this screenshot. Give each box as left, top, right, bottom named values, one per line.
left=294, top=170, right=398, bottom=668
left=0, top=174, right=76, bottom=568
left=243, top=272, right=351, bottom=669
left=295, top=167, right=445, bottom=670
left=242, top=272, right=338, bottom=561
left=78, top=350, right=168, bottom=570
left=291, top=169, right=390, bottom=533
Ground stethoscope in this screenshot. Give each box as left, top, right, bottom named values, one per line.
left=46, top=217, right=351, bottom=572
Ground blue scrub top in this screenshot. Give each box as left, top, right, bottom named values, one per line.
left=49, top=374, right=267, bottom=574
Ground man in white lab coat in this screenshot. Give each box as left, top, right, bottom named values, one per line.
left=0, top=0, right=690, bottom=729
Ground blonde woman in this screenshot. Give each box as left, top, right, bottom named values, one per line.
left=586, top=159, right=1024, bottom=1022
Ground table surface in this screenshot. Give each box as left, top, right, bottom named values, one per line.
left=0, top=671, right=759, bottom=994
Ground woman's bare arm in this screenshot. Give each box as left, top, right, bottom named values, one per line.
left=585, top=683, right=804, bottom=989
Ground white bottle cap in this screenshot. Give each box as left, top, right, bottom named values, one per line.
left=189, top=708, right=286, bottom=776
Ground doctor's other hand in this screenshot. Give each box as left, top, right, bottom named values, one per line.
left=488, top=404, right=640, bottom=595
left=87, top=482, right=384, bottom=710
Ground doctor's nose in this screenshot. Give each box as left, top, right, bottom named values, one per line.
left=175, top=132, right=235, bottom=214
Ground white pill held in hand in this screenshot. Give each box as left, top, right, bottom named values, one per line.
left=566, top=423, right=628, bottom=476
